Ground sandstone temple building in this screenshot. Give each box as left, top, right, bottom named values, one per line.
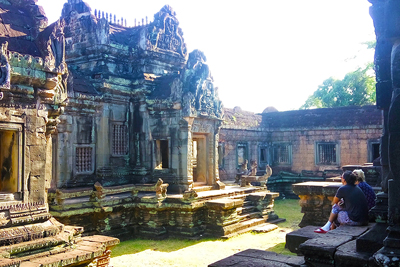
left=220, top=105, right=382, bottom=178
left=46, top=0, right=279, bottom=239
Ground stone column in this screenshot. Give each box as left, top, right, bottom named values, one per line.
left=180, top=118, right=191, bottom=192
left=213, top=120, right=225, bottom=189
left=370, top=0, right=400, bottom=264
left=131, top=99, right=147, bottom=176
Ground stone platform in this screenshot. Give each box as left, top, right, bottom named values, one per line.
left=286, top=223, right=387, bottom=267
left=211, top=223, right=387, bottom=267
left=49, top=183, right=281, bottom=239
left=209, top=249, right=306, bottom=267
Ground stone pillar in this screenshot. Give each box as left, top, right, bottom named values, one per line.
left=131, top=99, right=147, bottom=176
left=213, top=121, right=225, bottom=189
left=292, top=181, right=341, bottom=227
left=369, top=0, right=400, bottom=264
left=179, top=119, right=191, bottom=192
left=96, top=104, right=110, bottom=168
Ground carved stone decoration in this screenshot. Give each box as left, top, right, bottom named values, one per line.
left=0, top=42, right=10, bottom=90
left=192, top=121, right=213, bottom=133
left=182, top=189, right=198, bottom=200
left=146, top=5, right=187, bottom=57
left=37, top=19, right=67, bottom=74
left=182, top=50, right=223, bottom=119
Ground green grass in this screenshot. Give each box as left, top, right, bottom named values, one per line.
left=273, top=198, right=302, bottom=230
left=111, top=198, right=303, bottom=258
left=266, top=243, right=296, bottom=255
left=266, top=198, right=303, bottom=256
left=111, top=237, right=218, bottom=257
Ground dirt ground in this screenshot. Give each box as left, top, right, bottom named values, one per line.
left=110, top=227, right=292, bottom=267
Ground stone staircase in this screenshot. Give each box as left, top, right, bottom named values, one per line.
left=205, top=191, right=283, bottom=238
left=0, top=218, right=119, bottom=267
left=193, top=182, right=214, bottom=193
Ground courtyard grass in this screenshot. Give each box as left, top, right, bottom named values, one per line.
left=110, top=198, right=302, bottom=266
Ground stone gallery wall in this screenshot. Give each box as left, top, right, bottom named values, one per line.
left=219, top=105, right=383, bottom=180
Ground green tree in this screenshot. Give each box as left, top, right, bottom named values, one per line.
left=301, top=63, right=376, bottom=109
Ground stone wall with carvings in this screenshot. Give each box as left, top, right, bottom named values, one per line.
left=0, top=1, right=119, bottom=265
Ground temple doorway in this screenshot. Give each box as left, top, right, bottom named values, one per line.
left=0, top=127, right=20, bottom=194
left=192, top=135, right=207, bottom=184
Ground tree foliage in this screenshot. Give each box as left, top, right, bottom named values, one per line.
left=301, top=63, right=376, bottom=109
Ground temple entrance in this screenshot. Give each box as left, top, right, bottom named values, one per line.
left=192, top=135, right=207, bottom=184
left=155, top=140, right=169, bottom=169
left=0, top=127, right=20, bottom=194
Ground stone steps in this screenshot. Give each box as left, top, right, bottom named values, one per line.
left=222, top=222, right=280, bottom=239
left=236, top=205, right=256, bottom=215
left=0, top=235, right=119, bottom=267
left=237, top=211, right=261, bottom=221
left=220, top=218, right=266, bottom=237
left=193, top=185, right=214, bottom=192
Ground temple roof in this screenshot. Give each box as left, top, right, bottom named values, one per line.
left=223, top=107, right=262, bottom=128
left=260, top=105, right=382, bottom=129
left=0, top=0, right=48, bottom=56
left=223, top=105, right=382, bottom=129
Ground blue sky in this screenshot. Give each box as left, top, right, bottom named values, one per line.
left=37, top=0, right=375, bottom=112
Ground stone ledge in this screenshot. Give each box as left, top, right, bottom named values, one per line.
left=300, top=235, right=353, bottom=266
left=292, top=182, right=341, bottom=196
left=208, top=249, right=305, bottom=267
left=335, top=240, right=376, bottom=267
left=356, top=223, right=387, bottom=253
left=205, top=198, right=244, bottom=210
left=286, top=225, right=323, bottom=254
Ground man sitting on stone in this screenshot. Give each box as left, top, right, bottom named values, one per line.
left=314, top=171, right=369, bottom=233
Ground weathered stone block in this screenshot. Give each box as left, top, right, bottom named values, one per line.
left=335, top=240, right=375, bottom=267
left=300, top=235, right=353, bottom=266
left=356, top=223, right=387, bottom=254
left=286, top=225, right=323, bottom=255
left=205, top=199, right=243, bottom=210
left=209, top=249, right=305, bottom=267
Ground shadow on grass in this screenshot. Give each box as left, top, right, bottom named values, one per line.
left=111, top=237, right=219, bottom=257
left=266, top=242, right=297, bottom=256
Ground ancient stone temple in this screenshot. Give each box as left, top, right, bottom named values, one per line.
left=48, top=0, right=279, bottom=238
left=55, top=1, right=223, bottom=193
left=0, top=0, right=118, bottom=266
